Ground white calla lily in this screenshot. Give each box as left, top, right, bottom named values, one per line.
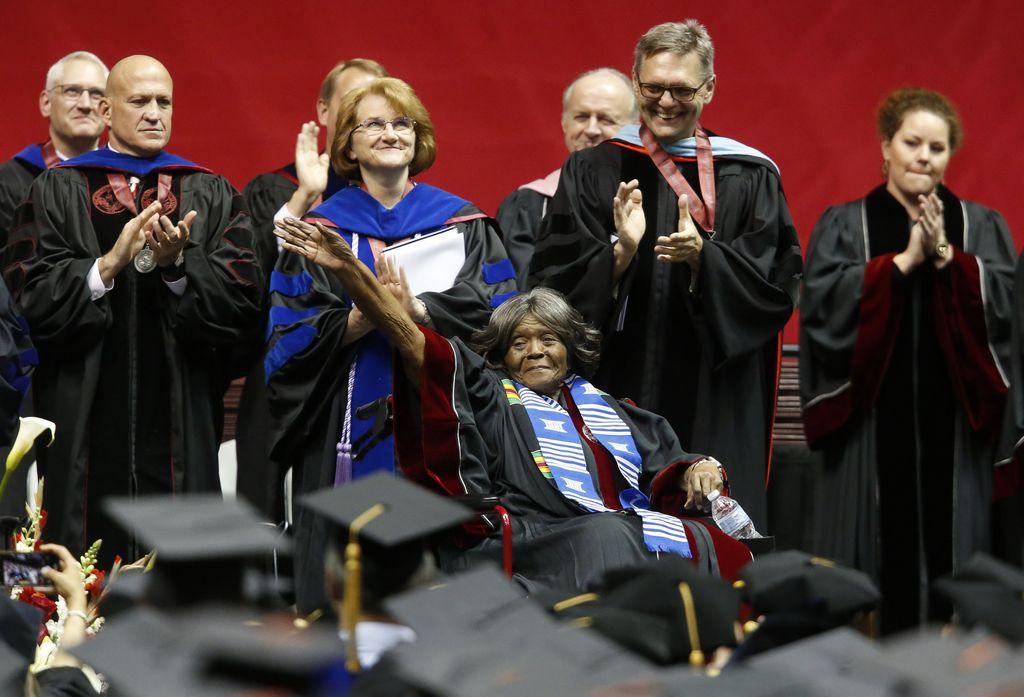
left=0, top=416, right=55, bottom=500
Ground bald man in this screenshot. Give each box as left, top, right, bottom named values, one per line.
left=497, top=68, right=636, bottom=288
left=2, top=56, right=262, bottom=564
left=236, top=57, right=386, bottom=520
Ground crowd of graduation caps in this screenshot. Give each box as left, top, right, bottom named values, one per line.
left=2, top=32, right=1024, bottom=697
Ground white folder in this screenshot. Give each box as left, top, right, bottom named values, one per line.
left=379, top=226, right=465, bottom=295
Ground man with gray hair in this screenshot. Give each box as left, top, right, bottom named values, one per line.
left=497, top=67, right=636, bottom=288
left=531, top=20, right=803, bottom=531
left=0, top=51, right=108, bottom=246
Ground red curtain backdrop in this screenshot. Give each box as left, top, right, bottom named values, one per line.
left=4, top=0, right=1022, bottom=342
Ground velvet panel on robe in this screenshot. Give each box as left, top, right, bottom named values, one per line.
left=799, top=185, right=1014, bottom=632
left=392, top=326, right=753, bottom=594
left=236, top=164, right=347, bottom=519
left=1, top=166, right=262, bottom=563
left=529, top=141, right=802, bottom=531
left=0, top=157, right=42, bottom=249
left=495, top=186, right=549, bottom=290
left=264, top=205, right=516, bottom=613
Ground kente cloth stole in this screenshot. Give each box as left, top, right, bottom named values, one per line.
left=505, top=375, right=691, bottom=558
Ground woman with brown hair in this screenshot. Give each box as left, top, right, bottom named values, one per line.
left=264, top=77, right=516, bottom=613
left=799, top=87, right=1016, bottom=633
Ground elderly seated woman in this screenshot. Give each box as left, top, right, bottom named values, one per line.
left=277, top=217, right=751, bottom=589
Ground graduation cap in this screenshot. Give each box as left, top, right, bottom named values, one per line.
left=385, top=599, right=654, bottom=697
left=68, top=605, right=348, bottom=697
left=296, top=473, right=476, bottom=673
left=857, top=627, right=1024, bottom=697
left=385, top=564, right=527, bottom=641
left=0, top=596, right=44, bottom=662
left=102, top=494, right=291, bottom=608
left=934, top=553, right=1024, bottom=644
left=737, top=550, right=879, bottom=624
left=600, top=664, right=822, bottom=697
left=543, top=555, right=741, bottom=667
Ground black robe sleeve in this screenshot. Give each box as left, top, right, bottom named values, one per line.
left=0, top=159, right=37, bottom=248
left=2, top=169, right=110, bottom=348
left=31, top=667, right=101, bottom=697
left=417, top=212, right=517, bottom=341
left=166, top=173, right=263, bottom=355
left=495, top=188, right=547, bottom=290
left=0, top=276, right=34, bottom=446
left=242, top=171, right=296, bottom=278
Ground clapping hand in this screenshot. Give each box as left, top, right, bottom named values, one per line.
left=275, top=217, right=354, bottom=274
left=655, top=194, right=703, bottom=270
left=146, top=210, right=196, bottom=267
left=613, top=179, right=645, bottom=252
left=917, top=192, right=951, bottom=268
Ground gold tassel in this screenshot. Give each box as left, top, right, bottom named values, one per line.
left=678, top=582, right=704, bottom=668
left=344, top=503, right=386, bottom=673
left=552, top=593, right=599, bottom=612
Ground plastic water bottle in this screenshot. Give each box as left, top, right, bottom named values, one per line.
left=707, top=490, right=761, bottom=539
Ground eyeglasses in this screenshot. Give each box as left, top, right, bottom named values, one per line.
left=636, top=76, right=712, bottom=103
left=50, top=84, right=106, bottom=102
left=353, top=117, right=416, bottom=135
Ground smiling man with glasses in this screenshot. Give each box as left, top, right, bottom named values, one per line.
left=0, top=51, right=108, bottom=248
left=531, top=20, right=803, bottom=533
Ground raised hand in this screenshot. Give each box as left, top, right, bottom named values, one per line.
left=655, top=194, right=703, bottom=270
left=98, top=200, right=163, bottom=284
left=146, top=210, right=196, bottom=267
left=918, top=192, right=951, bottom=268
left=295, top=121, right=329, bottom=201
left=275, top=217, right=354, bottom=274
left=612, top=179, right=645, bottom=251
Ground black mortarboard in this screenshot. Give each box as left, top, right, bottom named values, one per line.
left=606, top=665, right=821, bottom=697
left=386, top=600, right=653, bottom=697
left=737, top=550, right=879, bottom=623
left=0, top=596, right=44, bottom=661
left=297, top=473, right=476, bottom=673
left=744, top=627, right=892, bottom=696
left=857, top=627, right=1024, bottom=697
left=0, top=638, right=27, bottom=695
left=544, top=555, right=741, bottom=666
left=69, top=605, right=348, bottom=697
left=934, top=553, right=1024, bottom=643
left=102, top=494, right=291, bottom=608
left=385, top=564, right=527, bottom=641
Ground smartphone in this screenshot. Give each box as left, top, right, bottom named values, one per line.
left=0, top=551, right=58, bottom=589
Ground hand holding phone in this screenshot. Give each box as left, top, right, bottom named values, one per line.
left=0, top=551, right=59, bottom=590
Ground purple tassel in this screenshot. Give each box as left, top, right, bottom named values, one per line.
left=334, top=441, right=352, bottom=486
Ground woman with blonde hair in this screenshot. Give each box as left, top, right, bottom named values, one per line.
left=800, top=87, right=1016, bottom=633
left=264, top=78, right=516, bottom=613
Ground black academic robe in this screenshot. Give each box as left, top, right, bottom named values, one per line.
left=0, top=276, right=34, bottom=457
left=495, top=169, right=559, bottom=290
left=236, top=163, right=349, bottom=519
left=530, top=139, right=802, bottom=531
left=2, top=163, right=262, bottom=566
left=265, top=200, right=516, bottom=613
left=393, top=327, right=753, bottom=594
left=799, top=185, right=1015, bottom=634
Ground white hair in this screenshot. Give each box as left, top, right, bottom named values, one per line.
left=561, top=67, right=638, bottom=120
left=45, top=51, right=109, bottom=90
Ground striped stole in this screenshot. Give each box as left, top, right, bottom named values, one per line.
left=505, top=376, right=691, bottom=558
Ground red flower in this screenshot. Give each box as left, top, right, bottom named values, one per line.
left=33, top=538, right=42, bottom=551
left=85, top=570, right=106, bottom=600
left=38, top=510, right=48, bottom=531
left=17, top=589, right=56, bottom=643
left=113, top=555, right=122, bottom=566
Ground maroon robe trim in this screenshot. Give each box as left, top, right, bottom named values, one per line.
left=931, top=249, right=1008, bottom=436
left=803, top=253, right=907, bottom=445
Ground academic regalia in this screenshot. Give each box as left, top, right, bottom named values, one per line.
left=265, top=183, right=516, bottom=614
left=0, top=276, right=34, bottom=448
left=1, top=148, right=263, bottom=567
left=530, top=126, right=802, bottom=531
left=392, top=325, right=753, bottom=595
left=236, top=163, right=350, bottom=520
left=799, top=184, right=1015, bottom=634
left=495, top=168, right=560, bottom=289
left=0, top=141, right=61, bottom=248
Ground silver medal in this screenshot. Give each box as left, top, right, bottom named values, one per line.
left=134, top=247, right=156, bottom=273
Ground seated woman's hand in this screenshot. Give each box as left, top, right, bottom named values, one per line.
left=275, top=217, right=355, bottom=274
left=682, top=457, right=724, bottom=511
